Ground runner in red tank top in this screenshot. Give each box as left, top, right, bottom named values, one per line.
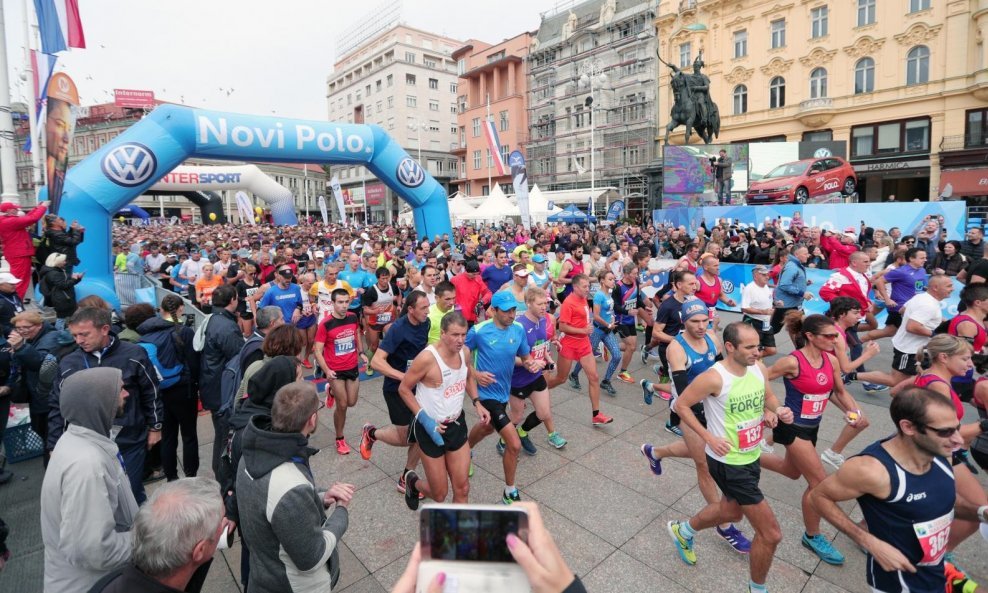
left=951, top=283, right=988, bottom=411
left=695, top=254, right=735, bottom=330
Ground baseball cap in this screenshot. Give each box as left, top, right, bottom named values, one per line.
left=314, top=250, right=325, bottom=259
left=514, top=267, right=530, bottom=277
left=681, top=298, right=709, bottom=321
left=0, top=272, right=20, bottom=284
left=166, top=253, right=178, bottom=258
left=753, top=265, right=770, bottom=275
left=532, top=254, right=547, bottom=263
left=451, top=252, right=465, bottom=262
left=491, top=291, right=519, bottom=311
left=464, top=260, right=480, bottom=273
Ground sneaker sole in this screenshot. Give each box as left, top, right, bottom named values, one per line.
left=548, top=440, right=567, bottom=449
left=664, top=426, right=683, bottom=437
left=801, top=537, right=845, bottom=566
left=592, top=419, right=614, bottom=427
left=666, top=521, right=697, bottom=566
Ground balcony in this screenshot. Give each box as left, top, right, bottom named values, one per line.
left=796, top=98, right=836, bottom=127
left=450, top=141, right=467, bottom=154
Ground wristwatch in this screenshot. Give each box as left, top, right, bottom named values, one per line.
left=149, top=423, right=162, bottom=431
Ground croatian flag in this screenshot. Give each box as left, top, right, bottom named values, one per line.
left=483, top=118, right=507, bottom=176
left=24, top=51, right=57, bottom=153
left=34, top=0, right=86, bottom=54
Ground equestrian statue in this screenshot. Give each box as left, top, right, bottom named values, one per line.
left=662, top=50, right=721, bottom=144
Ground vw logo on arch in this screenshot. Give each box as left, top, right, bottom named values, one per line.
left=101, top=143, right=158, bottom=187
left=396, top=158, right=425, bottom=188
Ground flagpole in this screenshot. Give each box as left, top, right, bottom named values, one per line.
left=23, top=0, right=41, bottom=199
left=486, top=93, right=492, bottom=194
left=303, top=164, right=309, bottom=222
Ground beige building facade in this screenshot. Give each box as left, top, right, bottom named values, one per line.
left=656, top=0, right=988, bottom=203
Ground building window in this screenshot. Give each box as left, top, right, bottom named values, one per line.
left=809, top=68, right=827, bottom=98
left=679, top=42, right=691, bottom=68
left=450, top=82, right=457, bottom=93
left=428, top=78, right=438, bottom=90
left=733, top=30, right=747, bottom=58
left=966, top=108, right=988, bottom=147
left=429, top=100, right=439, bottom=111
left=473, top=150, right=481, bottom=170
left=406, top=73, right=416, bottom=86
left=499, top=110, right=509, bottom=131
left=387, top=74, right=393, bottom=87
left=810, top=6, right=828, bottom=38
left=733, top=85, right=747, bottom=115
left=909, top=0, right=930, bottom=12
left=500, top=144, right=510, bottom=164
left=857, top=0, right=876, bottom=26
left=906, top=46, right=930, bottom=85
left=487, top=149, right=493, bottom=168
left=405, top=51, right=416, bottom=63
left=854, top=58, right=875, bottom=94
left=472, top=117, right=481, bottom=137
left=802, top=130, right=833, bottom=142
left=386, top=96, right=394, bottom=108
left=850, top=117, right=931, bottom=157
left=457, top=59, right=466, bottom=75
left=376, top=101, right=382, bottom=113
left=769, top=76, right=786, bottom=108
left=905, top=119, right=930, bottom=151
left=406, top=95, right=417, bottom=107
left=376, top=80, right=382, bottom=92
left=481, top=185, right=490, bottom=196
left=771, top=19, right=786, bottom=49
left=424, top=58, right=437, bottom=69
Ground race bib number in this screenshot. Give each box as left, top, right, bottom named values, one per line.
left=913, top=511, right=953, bottom=566
left=334, top=335, right=355, bottom=356
left=531, top=341, right=549, bottom=362
left=735, top=417, right=763, bottom=452
left=800, top=393, right=829, bottom=420
left=376, top=311, right=393, bottom=325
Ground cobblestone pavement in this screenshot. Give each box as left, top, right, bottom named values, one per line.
left=2, top=312, right=986, bottom=592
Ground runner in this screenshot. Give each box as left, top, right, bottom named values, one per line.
left=694, top=254, right=736, bottom=331
left=360, top=291, right=431, bottom=496
left=667, top=322, right=791, bottom=593
left=509, top=286, right=567, bottom=452
left=810, top=387, right=985, bottom=593
left=870, top=247, right=929, bottom=341
left=948, top=283, right=988, bottom=410
left=309, top=263, right=354, bottom=323
left=739, top=265, right=777, bottom=357
left=426, top=281, right=456, bottom=345
left=570, top=270, right=625, bottom=395
left=400, top=312, right=490, bottom=510
left=758, top=314, right=867, bottom=566
left=553, top=243, right=585, bottom=300
left=496, top=263, right=531, bottom=315
left=234, top=260, right=262, bottom=337
left=547, top=274, right=614, bottom=426
left=612, top=262, right=641, bottom=384
left=640, top=300, right=752, bottom=555
left=313, top=288, right=368, bottom=455
left=361, top=266, right=401, bottom=354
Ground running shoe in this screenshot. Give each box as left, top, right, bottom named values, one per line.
left=592, top=412, right=614, bottom=426
left=821, top=448, right=845, bottom=470
left=301, top=358, right=313, bottom=370
left=664, top=421, right=683, bottom=437
left=518, top=429, right=537, bottom=456
left=336, top=438, right=351, bottom=455
left=759, top=440, right=776, bottom=455
left=640, top=345, right=649, bottom=364
left=594, top=344, right=604, bottom=359
left=359, top=423, right=376, bottom=460
left=617, top=370, right=634, bottom=384
left=496, top=439, right=506, bottom=456
left=547, top=432, right=567, bottom=449
left=658, top=374, right=671, bottom=385
left=947, top=561, right=980, bottom=593
left=397, top=471, right=425, bottom=498
left=667, top=520, right=697, bottom=565
left=600, top=379, right=617, bottom=396
left=862, top=382, right=888, bottom=394
left=568, top=374, right=581, bottom=390
left=404, top=470, right=421, bottom=511
left=801, top=533, right=845, bottom=565
left=716, top=524, right=751, bottom=555
left=636, top=324, right=645, bottom=332
left=652, top=364, right=664, bottom=377
left=502, top=488, right=522, bottom=505
left=325, top=395, right=335, bottom=409
left=641, top=379, right=654, bottom=405
left=640, top=443, right=662, bottom=476
left=945, top=552, right=967, bottom=576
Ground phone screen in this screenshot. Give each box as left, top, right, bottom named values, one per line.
left=422, top=507, right=527, bottom=563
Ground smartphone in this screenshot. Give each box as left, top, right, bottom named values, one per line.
left=417, top=503, right=531, bottom=593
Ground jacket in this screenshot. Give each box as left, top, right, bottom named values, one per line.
left=45, top=226, right=84, bottom=266
left=237, top=415, right=348, bottom=593
left=41, top=265, right=80, bottom=317
left=820, top=234, right=857, bottom=271
left=48, top=335, right=162, bottom=450
left=41, top=368, right=138, bottom=593
left=773, top=255, right=808, bottom=309
left=136, top=316, right=199, bottom=395
left=198, top=308, right=245, bottom=411
left=0, top=291, right=23, bottom=335
left=819, top=267, right=873, bottom=312
left=12, top=322, right=63, bottom=414
left=0, top=204, right=46, bottom=258
left=450, top=272, right=492, bottom=322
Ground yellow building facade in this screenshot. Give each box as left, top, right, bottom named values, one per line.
left=656, top=0, right=988, bottom=203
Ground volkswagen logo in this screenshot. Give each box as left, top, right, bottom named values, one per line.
left=813, top=147, right=832, bottom=158
left=396, top=158, right=425, bottom=188
left=721, top=280, right=734, bottom=293
left=102, top=143, right=157, bottom=187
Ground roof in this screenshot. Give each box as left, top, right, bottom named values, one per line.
left=536, top=0, right=641, bottom=46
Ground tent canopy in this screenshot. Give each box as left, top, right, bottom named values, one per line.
left=115, top=205, right=151, bottom=220
left=461, top=184, right=519, bottom=221
left=547, top=203, right=596, bottom=224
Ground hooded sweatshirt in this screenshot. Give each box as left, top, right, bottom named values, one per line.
left=237, top=415, right=348, bottom=593
left=41, top=368, right=138, bottom=593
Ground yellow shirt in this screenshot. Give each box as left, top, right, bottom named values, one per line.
left=427, top=303, right=453, bottom=345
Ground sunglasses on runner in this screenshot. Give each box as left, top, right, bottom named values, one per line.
left=916, top=423, right=961, bottom=438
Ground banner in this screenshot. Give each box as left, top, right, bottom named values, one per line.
left=606, top=200, right=625, bottom=222
left=46, top=72, right=79, bottom=215
left=114, top=89, right=155, bottom=109
left=330, top=176, right=345, bottom=223
left=317, top=195, right=329, bottom=226
left=235, top=191, right=255, bottom=225
left=653, top=202, right=967, bottom=240
left=509, top=150, right=531, bottom=229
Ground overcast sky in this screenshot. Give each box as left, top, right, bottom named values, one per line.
left=4, top=0, right=565, bottom=119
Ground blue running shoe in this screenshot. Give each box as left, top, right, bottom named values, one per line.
left=862, top=382, right=889, bottom=394
left=667, top=520, right=697, bottom=565
left=517, top=429, right=537, bottom=456
left=716, top=524, right=751, bottom=554
left=502, top=488, right=522, bottom=505
left=665, top=421, right=683, bottom=438
left=641, top=379, right=654, bottom=405
left=640, top=444, right=662, bottom=476
left=568, top=374, right=581, bottom=390
left=801, top=533, right=845, bottom=566
left=496, top=439, right=506, bottom=456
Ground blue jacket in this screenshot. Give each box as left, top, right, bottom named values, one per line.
left=774, top=255, right=808, bottom=309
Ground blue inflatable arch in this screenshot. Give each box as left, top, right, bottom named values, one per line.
left=45, top=104, right=452, bottom=308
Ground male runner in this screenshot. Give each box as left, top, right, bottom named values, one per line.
left=870, top=247, right=929, bottom=341
left=640, top=300, right=752, bottom=554
left=667, top=322, right=792, bottom=593
left=361, top=266, right=401, bottom=353
left=810, top=387, right=985, bottom=593
left=313, top=288, right=368, bottom=455
left=400, top=312, right=490, bottom=510
left=361, top=291, right=431, bottom=495
left=553, top=243, right=585, bottom=300
left=547, top=274, right=614, bottom=426
left=309, top=263, right=353, bottom=322
left=465, top=291, right=539, bottom=504
left=612, top=262, right=642, bottom=383
left=426, top=281, right=457, bottom=345
left=694, top=254, right=736, bottom=331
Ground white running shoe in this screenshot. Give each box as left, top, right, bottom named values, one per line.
left=821, top=448, right=845, bottom=470
left=759, top=440, right=775, bottom=455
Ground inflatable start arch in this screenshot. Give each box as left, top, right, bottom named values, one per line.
left=150, top=164, right=299, bottom=224
left=46, top=104, right=452, bottom=307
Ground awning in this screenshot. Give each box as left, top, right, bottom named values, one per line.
left=939, top=168, right=988, bottom=198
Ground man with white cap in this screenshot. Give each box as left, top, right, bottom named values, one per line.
left=820, top=227, right=859, bottom=271
left=0, top=200, right=49, bottom=299
left=0, top=271, right=25, bottom=335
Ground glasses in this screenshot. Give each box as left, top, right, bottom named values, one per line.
left=815, top=332, right=840, bottom=340
left=917, top=423, right=961, bottom=438
left=14, top=324, right=38, bottom=332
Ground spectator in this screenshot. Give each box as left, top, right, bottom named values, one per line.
left=8, top=311, right=63, bottom=467
left=0, top=200, right=49, bottom=298
left=119, top=304, right=155, bottom=343
left=40, top=253, right=82, bottom=325
left=88, top=477, right=228, bottom=593
left=43, top=214, right=84, bottom=275
left=0, top=271, right=25, bottom=335
left=41, top=368, right=137, bottom=593
left=960, top=227, right=985, bottom=269
left=237, top=381, right=353, bottom=593
left=771, top=245, right=811, bottom=334
left=820, top=227, right=858, bottom=270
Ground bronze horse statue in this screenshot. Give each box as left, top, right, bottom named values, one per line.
left=662, top=60, right=721, bottom=145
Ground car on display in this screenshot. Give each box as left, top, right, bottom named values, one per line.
left=744, top=157, right=856, bottom=205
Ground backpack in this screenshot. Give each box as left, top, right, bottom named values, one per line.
left=218, top=334, right=264, bottom=414
left=139, top=327, right=185, bottom=389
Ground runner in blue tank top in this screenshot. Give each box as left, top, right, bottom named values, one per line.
left=811, top=387, right=986, bottom=593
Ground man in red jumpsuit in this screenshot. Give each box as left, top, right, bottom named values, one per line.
left=0, top=201, right=50, bottom=298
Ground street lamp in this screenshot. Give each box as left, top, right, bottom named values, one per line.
left=407, top=120, right=427, bottom=163
left=579, top=59, right=607, bottom=216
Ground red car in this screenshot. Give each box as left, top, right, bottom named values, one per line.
left=745, top=157, right=857, bottom=205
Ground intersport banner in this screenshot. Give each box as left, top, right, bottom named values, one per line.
left=652, top=202, right=967, bottom=240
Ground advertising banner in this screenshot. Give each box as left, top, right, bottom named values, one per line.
left=114, top=89, right=155, bottom=109
left=509, top=151, right=531, bottom=229
left=234, top=191, right=255, bottom=225
left=365, top=183, right=386, bottom=206
left=330, top=176, right=345, bottom=222
left=606, top=200, right=626, bottom=222
left=317, top=195, right=329, bottom=225
left=46, top=72, right=79, bottom=214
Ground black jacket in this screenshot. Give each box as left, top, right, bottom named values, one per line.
left=0, top=291, right=23, bottom=336
left=45, top=227, right=84, bottom=266
left=11, top=323, right=64, bottom=414
left=48, top=335, right=162, bottom=450
left=136, top=316, right=200, bottom=396
left=198, top=308, right=244, bottom=411
left=40, top=266, right=80, bottom=318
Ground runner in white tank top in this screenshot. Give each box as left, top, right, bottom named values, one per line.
left=415, top=345, right=467, bottom=421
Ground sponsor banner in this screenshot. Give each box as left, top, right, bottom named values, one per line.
left=234, top=191, right=254, bottom=225
left=114, top=89, right=155, bottom=109
left=330, top=176, right=345, bottom=221
left=606, top=200, right=625, bottom=222
left=318, top=195, right=329, bottom=226
left=365, top=183, right=386, bottom=206
left=46, top=72, right=80, bottom=214
left=653, top=202, right=966, bottom=240
left=509, top=151, right=531, bottom=229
